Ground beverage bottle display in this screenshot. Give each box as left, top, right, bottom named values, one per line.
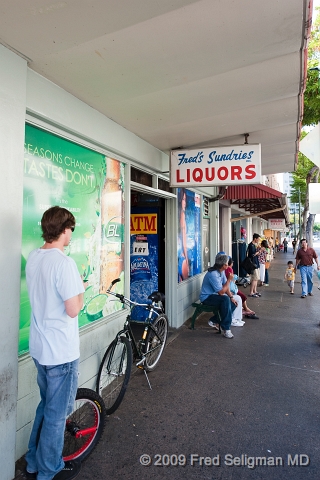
left=99, top=158, right=125, bottom=293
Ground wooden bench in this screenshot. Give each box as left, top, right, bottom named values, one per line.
left=190, top=301, right=222, bottom=330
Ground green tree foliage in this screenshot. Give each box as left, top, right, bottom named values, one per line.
left=303, top=9, right=320, bottom=126
left=314, top=223, right=320, bottom=231
left=290, top=140, right=314, bottom=205
left=290, top=10, right=320, bottom=242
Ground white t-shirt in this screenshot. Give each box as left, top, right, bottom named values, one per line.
left=26, top=248, right=85, bottom=365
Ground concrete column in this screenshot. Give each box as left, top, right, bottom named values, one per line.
left=219, top=205, right=231, bottom=255
left=0, top=45, right=27, bottom=479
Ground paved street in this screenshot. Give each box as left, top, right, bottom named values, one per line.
left=15, top=244, right=320, bottom=480
left=75, top=246, right=320, bottom=480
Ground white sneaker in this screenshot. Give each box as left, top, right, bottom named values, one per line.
left=231, top=319, right=245, bottom=327
left=222, top=329, right=234, bottom=338
left=208, top=320, right=219, bottom=330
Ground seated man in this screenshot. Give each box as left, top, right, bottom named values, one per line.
left=200, top=253, right=243, bottom=338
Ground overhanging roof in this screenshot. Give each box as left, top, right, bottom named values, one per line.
left=224, top=184, right=289, bottom=226
left=0, top=0, right=312, bottom=176
left=224, top=184, right=283, bottom=200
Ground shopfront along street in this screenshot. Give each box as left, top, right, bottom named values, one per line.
left=23, top=249, right=317, bottom=480
left=0, top=1, right=316, bottom=479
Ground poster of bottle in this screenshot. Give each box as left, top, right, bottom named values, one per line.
left=19, top=124, right=125, bottom=355
left=130, top=209, right=159, bottom=321
left=177, top=188, right=201, bottom=283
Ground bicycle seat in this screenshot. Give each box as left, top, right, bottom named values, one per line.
left=148, top=291, right=165, bottom=303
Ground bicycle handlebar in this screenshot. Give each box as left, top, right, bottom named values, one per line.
left=106, top=278, right=163, bottom=312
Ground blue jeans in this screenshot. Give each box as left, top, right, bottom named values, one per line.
left=264, top=268, right=269, bottom=284
left=26, top=358, right=79, bottom=480
left=300, top=265, right=314, bottom=296
left=202, top=294, right=236, bottom=330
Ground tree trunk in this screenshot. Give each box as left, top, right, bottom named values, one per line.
left=306, top=213, right=316, bottom=247
left=301, top=205, right=308, bottom=239
left=302, top=166, right=319, bottom=242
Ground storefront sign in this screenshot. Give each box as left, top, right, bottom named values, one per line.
left=170, top=145, right=261, bottom=187
left=130, top=256, right=152, bottom=281
left=268, top=219, right=286, bottom=230
left=132, top=242, right=149, bottom=255
left=130, top=214, right=157, bottom=233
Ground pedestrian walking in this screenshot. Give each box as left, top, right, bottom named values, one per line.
left=295, top=238, right=320, bottom=298
left=247, top=233, right=261, bottom=297
left=264, top=242, right=272, bottom=286
left=284, top=261, right=295, bottom=294
left=257, top=239, right=268, bottom=286
left=25, top=206, right=86, bottom=480
left=292, top=238, right=297, bottom=255
left=283, top=238, right=288, bottom=253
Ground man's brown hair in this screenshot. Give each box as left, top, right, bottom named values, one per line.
left=41, top=206, right=75, bottom=243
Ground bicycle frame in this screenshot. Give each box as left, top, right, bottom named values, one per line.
left=118, top=315, right=164, bottom=365
left=97, top=278, right=168, bottom=409
left=105, top=278, right=165, bottom=368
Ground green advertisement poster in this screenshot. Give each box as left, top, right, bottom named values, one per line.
left=19, top=124, right=125, bottom=355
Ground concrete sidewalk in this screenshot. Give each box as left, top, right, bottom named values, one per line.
left=16, top=249, right=320, bottom=479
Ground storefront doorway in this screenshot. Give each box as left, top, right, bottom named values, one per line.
left=130, top=191, right=166, bottom=319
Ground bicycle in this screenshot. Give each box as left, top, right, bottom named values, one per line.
left=62, top=388, right=106, bottom=462
left=96, top=278, right=168, bottom=415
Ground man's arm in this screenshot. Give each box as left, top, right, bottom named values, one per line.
left=218, top=274, right=233, bottom=295
left=226, top=285, right=238, bottom=306
left=312, top=250, right=320, bottom=269
left=65, top=293, right=84, bottom=318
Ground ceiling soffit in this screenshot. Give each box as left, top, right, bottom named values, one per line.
left=0, top=0, right=312, bottom=176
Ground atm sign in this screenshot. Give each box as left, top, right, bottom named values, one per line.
left=130, top=214, right=157, bottom=234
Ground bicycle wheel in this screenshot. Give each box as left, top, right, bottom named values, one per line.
left=143, top=314, right=168, bottom=372
left=63, top=388, right=106, bottom=462
left=96, top=336, right=132, bottom=415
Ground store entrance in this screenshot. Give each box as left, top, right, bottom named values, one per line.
left=130, top=191, right=166, bottom=319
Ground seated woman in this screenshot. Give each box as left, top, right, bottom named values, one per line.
left=226, top=258, right=259, bottom=320
left=200, top=253, right=243, bottom=339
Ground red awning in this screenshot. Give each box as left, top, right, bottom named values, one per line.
left=221, top=184, right=289, bottom=225
left=223, top=184, right=282, bottom=200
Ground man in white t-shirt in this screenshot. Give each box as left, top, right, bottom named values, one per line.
left=25, top=206, right=85, bottom=480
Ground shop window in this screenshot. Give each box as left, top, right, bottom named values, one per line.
left=158, top=177, right=173, bottom=193
left=131, top=166, right=153, bottom=187
left=19, top=124, right=126, bottom=355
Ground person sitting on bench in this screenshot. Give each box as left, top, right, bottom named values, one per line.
left=199, top=253, right=243, bottom=339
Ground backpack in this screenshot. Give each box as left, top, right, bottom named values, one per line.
left=240, top=256, right=258, bottom=274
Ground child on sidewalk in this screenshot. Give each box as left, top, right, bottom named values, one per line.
left=284, top=261, right=295, bottom=294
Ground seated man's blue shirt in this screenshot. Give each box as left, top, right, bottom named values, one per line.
left=200, top=269, right=227, bottom=302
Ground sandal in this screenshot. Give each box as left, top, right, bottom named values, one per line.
left=244, top=313, right=259, bottom=319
